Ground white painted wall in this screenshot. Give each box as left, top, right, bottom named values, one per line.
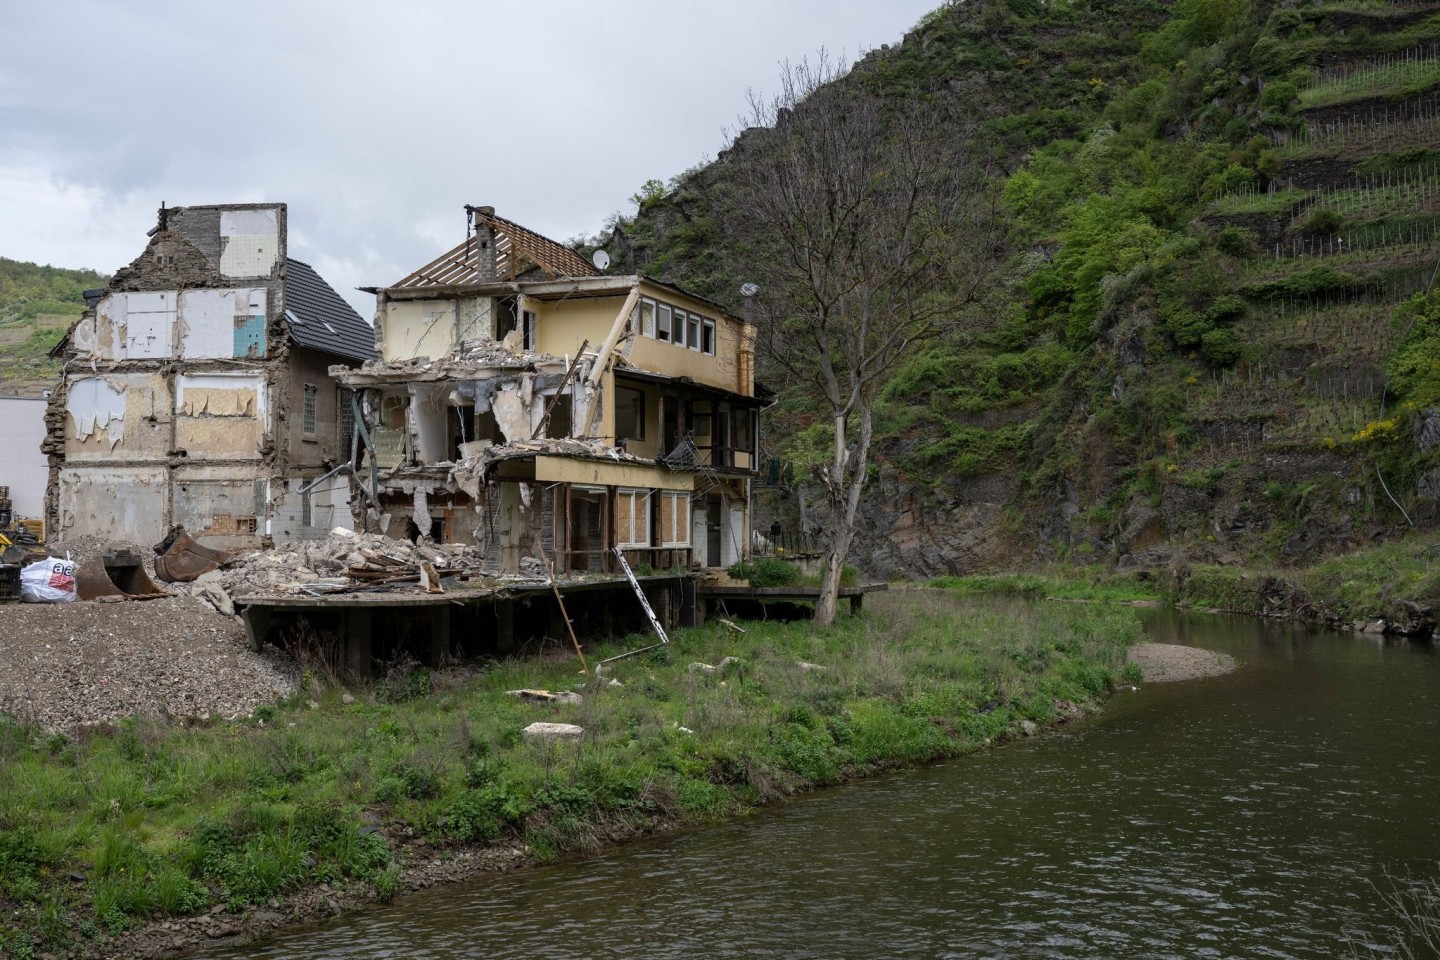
left=0, top=397, right=49, bottom=519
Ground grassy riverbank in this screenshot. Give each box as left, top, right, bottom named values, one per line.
left=0, top=592, right=1139, bottom=959
left=932, top=533, right=1440, bottom=634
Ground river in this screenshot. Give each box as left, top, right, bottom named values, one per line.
left=200, top=608, right=1440, bottom=959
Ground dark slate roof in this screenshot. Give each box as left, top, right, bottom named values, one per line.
left=283, top=258, right=377, bottom=362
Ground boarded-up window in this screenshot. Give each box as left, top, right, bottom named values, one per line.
left=615, top=488, right=649, bottom=548
left=659, top=491, right=690, bottom=547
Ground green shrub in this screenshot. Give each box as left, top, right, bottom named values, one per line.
left=1201, top=327, right=1244, bottom=366
left=1259, top=80, right=1298, bottom=113
left=728, top=558, right=802, bottom=587
left=1216, top=226, right=1256, bottom=258
left=1298, top=207, right=1344, bottom=235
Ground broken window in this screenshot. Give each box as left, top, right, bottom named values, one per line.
left=522, top=310, right=537, bottom=351
left=546, top=393, right=572, bottom=439
left=615, top=387, right=645, bottom=442
left=656, top=303, right=672, bottom=342
left=495, top=296, right=519, bottom=341
left=702, top=319, right=716, bottom=355
left=448, top=404, right=476, bottom=460
left=338, top=387, right=356, bottom=456
left=658, top=491, right=690, bottom=547
left=475, top=409, right=499, bottom=443
left=303, top=383, right=318, bottom=435
left=638, top=298, right=655, bottom=337
left=615, top=488, right=650, bottom=547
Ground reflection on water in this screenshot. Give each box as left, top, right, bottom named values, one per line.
left=201, top=608, right=1440, bottom=960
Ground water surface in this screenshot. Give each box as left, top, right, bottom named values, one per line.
left=203, top=609, right=1440, bottom=959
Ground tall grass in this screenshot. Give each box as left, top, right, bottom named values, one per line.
left=0, top=593, right=1140, bottom=957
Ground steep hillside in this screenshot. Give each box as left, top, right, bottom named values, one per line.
left=0, top=258, right=107, bottom=397
left=601, top=0, right=1440, bottom=577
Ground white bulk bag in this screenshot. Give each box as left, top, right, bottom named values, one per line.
left=20, top=557, right=78, bottom=603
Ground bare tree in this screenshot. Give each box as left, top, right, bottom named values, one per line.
left=729, top=54, right=1004, bottom=624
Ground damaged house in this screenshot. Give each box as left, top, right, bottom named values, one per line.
left=336, top=206, right=765, bottom=576
left=44, top=203, right=377, bottom=548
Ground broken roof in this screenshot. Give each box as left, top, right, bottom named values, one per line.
left=391, top=209, right=599, bottom=288
left=284, top=258, right=377, bottom=362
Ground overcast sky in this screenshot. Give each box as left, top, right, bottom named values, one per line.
left=1, top=0, right=937, bottom=313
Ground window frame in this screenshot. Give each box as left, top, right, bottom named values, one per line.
left=522, top=309, right=537, bottom=352
left=656, top=303, right=672, bottom=342
left=615, top=487, right=651, bottom=548
left=302, top=383, right=318, bottom=436
left=658, top=490, right=691, bottom=548
left=702, top=318, right=716, bottom=355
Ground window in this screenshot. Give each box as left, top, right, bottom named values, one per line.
left=639, top=298, right=656, bottom=337
left=673, top=308, right=687, bottom=348
left=545, top=393, right=572, bottom=439
left=522, top=310, right=537, bottom=351
left=735, top=408, right=755, bottom=454
left=615, top=386, right=645, bottom=441
left=301, top=492, right=313, bottom=528
left=659, top=491, right=690, bottom=547
left=303, top=383, right=318, bottom=435
left=702, top=319, right=716, bottom=355
left=495, top=296, right=519, bottom=340
left=338, top=387, right=355, bottom=454
left=615, top=488, right=650, bottom=548
left=688, top=313, right=701, bottom=351
left=656, top=303, right=672, bottom=342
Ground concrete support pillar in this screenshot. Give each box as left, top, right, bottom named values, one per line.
left=430, top=604, right=451, bottom=667
left=345, top=608, right=373, bottom=680
left=496, top=599, right=515, bottom=653
left=240, top=606, right=271, bottom=652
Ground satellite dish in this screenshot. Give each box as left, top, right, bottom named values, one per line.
left=592, top=249, right=611, bottom=270
left=740, top=282, right=760, bottom=297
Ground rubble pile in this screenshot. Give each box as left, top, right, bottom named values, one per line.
left=0, top=596, right=297, bottom=730
left=171, top=530, right=498, bottom=610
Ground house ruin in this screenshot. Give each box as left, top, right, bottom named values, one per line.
left=43, top=203, right=377, bottom=548
left=335, top=206, right=766, bottom=576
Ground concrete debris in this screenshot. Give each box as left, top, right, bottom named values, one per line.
left=167, top=529, right=497, bottom=607
left=507, top=689, right=583, bottom=704
left=797, top=661, right=827, bottom=672
left=521, top=721, right=584, bottom=740
left=687, top=662, right=717, bottom=675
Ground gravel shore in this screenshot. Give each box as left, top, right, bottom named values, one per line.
left=0, top=596, right=297, bottom=730
left=1128, top=642, right=1237, bottom=682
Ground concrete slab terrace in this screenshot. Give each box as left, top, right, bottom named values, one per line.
left=235, top=573, right=693, bottom=677
left=695, top=582, right=888, bottom=620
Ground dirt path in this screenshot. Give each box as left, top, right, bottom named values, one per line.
left=1128, top=642, right=1237, bottom=683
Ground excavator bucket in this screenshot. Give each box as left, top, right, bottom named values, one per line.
left=75, top=550, right=168, bottom=600
left=153, top=527, right=232, bottom=583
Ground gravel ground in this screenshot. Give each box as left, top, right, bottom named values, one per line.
left=0, top=596, right=297, bottom=730
left=1128, top=642, right=1237, bottom=682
